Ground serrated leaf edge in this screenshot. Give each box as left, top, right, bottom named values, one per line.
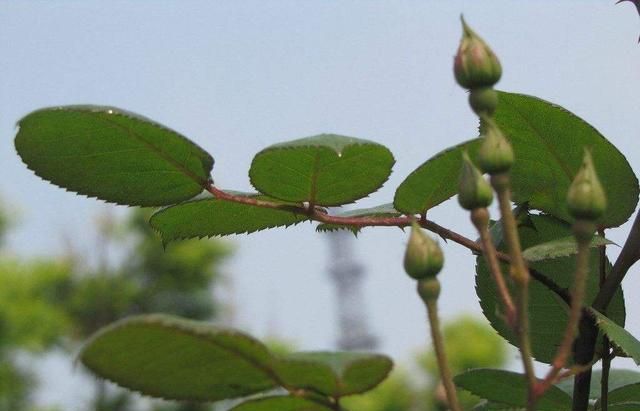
left=148, top=197, right=311, bottom=245
left=393, top=137, right=481, bottom=214
left=249, top=138, right=395, bottom=206
left=16, top=106, right=213, bottom=207
left=495, top=91, right=640, bottom=228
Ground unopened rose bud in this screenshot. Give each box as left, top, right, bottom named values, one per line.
left=458, top=152, right=493, bottom=210
left=567, top=149, right=606, bottom=221
left=404, top=222, right=444, bottom=280
left=477, top=118, right=514, bottom=174
left=454, top=16, right=502, bottom=90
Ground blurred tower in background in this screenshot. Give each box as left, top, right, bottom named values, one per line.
left=326, top=230, right=378, bottom=350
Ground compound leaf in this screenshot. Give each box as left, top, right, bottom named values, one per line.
left=272, top=351, right=393, bottom=398
left=249, top=134, right=395, bottom=206
left=79, top=314, right=277, bottom=401
left=592, top=309, right=640, bottom=365
left=150, top=194, right=308, bottom=244
left=316, top=203, right=401, bottom=234
left=454, top=369, right=572, bottom=411
left=476, top=215, right=626, bottom=364
left=16, top=106, right=213, bottom=206
left=229, top=396, right=333, bottom=411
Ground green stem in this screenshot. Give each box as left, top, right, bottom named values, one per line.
left=601, top=336, right=611, bottom=411
left=419, top=279, right=462, bottom=411
left=535, top=221, right=593, bottom=398
left=573, top=211, right=640, bottom=411
left=599, top=228, right=610, bottom=411
left=490, top=173, right=536, bottom=409
left=471, top=208, right=516, bottom=327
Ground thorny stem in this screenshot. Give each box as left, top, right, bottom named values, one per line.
left=490, top=173, right=536, bottom=409
left=423, top=285, right=462, bottom=411
left=573, top=211, right=640, bottom=411
left=535, top=221, right=593, bottom=399
left=471, top=208, right=516, bottom=327
left=206, top=183, right=572, bottom=304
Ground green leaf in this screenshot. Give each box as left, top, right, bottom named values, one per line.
left=229, top=396, right=333, bottom=411
left=15, top=106, right=213, bottom=207
left=522, top=235, right=614, bottom=262
left=394, top=92, right=639, bottom=228
left=315, top=203, right=402, bottom=234
left=493, top=92, right=638, bottom=228
left=555, top=369, right=640, bottom=399
left=149, top=194, right=309, bottom=244
left=272, top=351, right=393, bottom=398
left=79, top=314, right=277, bottom=401
left=476, top=214, right=626, bottom=364
left=249, top=134, right=395, bottom=206
left=606, top=384, right=640, bottom=406
left=607, top=403, right=640, bottom=411
left=454, top=369, right=572, bottom=411
left=592, top=309, right=640, bottom=365
left=393, top=138, right=482, bottom=214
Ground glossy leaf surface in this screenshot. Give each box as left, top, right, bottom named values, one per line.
left=249, top=134, right=395, bottom=206
left=229, top=396, right=333, bottom=411
left=454, top=369, right=572, bottom=411
left=79, top=314, right=277, bottom=401
left=476, top=215, right=625, bottom=364
left=592, top=309, right=640, bottom=365
left=16, top=106, right=213, bottom=206
left=150, top=194, right=308, bottom=244
left=273, top=351, right=393, bottom=398
left=394, top=92, right=638, bottom=227
left=316, top=203, right=401, bottom=234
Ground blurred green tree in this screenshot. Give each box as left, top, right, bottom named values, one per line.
left=61, top=209, right=231, bottom=411
left=0, top=201, right=72, bottom=411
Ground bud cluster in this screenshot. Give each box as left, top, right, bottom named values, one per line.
left=454, top=17, right=513, bottom=178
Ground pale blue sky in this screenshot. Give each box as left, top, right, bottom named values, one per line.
left=2, top=1, right=640, bottom=409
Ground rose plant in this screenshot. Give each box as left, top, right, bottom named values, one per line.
left=13, top=13, right=640, bottom=411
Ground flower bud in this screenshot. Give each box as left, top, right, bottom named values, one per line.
left=567, top=149, right=606, bottom=221
left=454, top=16, right=502, bottom=89
left=417, top=278, right=441, bottom=302
left=458, top=152, right=493, bottom=210
left=403, top=222, right=444, bottom=280
left=477, top=118, right=514, bottom=174
left=469, top=87, right=498, bottom=116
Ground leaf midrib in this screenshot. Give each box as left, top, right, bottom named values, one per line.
left=76, top=110, right=210, bottom=187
